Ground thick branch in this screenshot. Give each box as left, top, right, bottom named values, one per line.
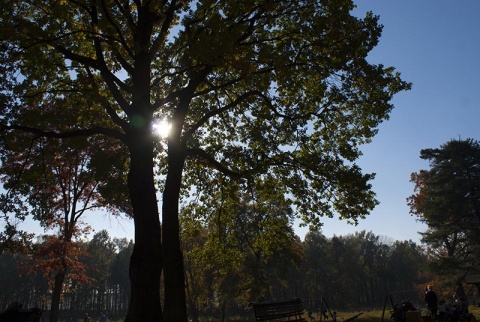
left=187, top=147, right=243, bottom=179
left=100, top=0, right=135, bottom=63
left=0, top=124, right=126, bottom=143
left=150, top=0, right=183, bottom=55
left=84, top=67, right=130, bottom=132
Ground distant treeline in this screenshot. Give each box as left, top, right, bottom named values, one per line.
left=0, top=228, right=430, bottom=321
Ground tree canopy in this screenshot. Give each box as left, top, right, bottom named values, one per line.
left=408, top=138, right=480, bottom=298
left=0, top=1, right=410, bottom=321
left=0, top=120, right=129, bottom=322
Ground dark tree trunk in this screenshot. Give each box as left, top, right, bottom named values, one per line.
left=455, top=280, right=467, bottom=302
left=125, top=136, right=163, bottom=322
left=49, top=270, right=66, bottom=322
left=162, top=142, right=188, bottom=321
left=124, top=4, right=163, bottom=317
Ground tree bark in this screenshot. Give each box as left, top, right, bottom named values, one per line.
left=49, top=271, right=66, bottom=322
left=162, top=140, right=188, bottom=321
left=125, top=136, right=163, bottom=322
left=455, top=280, right=467, bottom=302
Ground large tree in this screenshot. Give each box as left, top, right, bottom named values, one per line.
left=408, top=138, right=480, bottom=297
left=0, top=1, right=410, bottom=321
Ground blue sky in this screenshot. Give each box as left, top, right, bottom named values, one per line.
left=16, top=1, right=480, bottom=244
left=304, top=0, right=480, bottom=243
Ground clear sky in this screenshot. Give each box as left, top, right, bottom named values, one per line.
left=302, top=0, right=480, bottom=243
left=14, top=1, right=480, bottom=244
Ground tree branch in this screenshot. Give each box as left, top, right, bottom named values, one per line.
left=184, top=90, right=264, bottom=139
left=187, top=147, right=243, bottom=179
left=0, top=123, right=126, bottom=143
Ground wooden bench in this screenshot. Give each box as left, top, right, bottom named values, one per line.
left=251, top=298, right=306, bottom=321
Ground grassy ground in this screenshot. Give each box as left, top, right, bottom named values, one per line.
left=307, top=305, right=480, bottom=322
left=470, top=305, right=480, bottom=316
left=65, top=306, right=480, bottom=321
left=306, top=309, right=385, bottom=322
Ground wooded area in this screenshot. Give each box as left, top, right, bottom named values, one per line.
left=1, top=229, right=430, bottom=321
left=1, top=138, right=480, bottom=321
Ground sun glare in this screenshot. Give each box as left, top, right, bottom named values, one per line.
left=152, top=119, right=171, bottom=138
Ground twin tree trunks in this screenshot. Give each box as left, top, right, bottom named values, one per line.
left=126, top=131, right=187, bottom=321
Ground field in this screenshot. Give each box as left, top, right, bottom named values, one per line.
left=305, top=309, right=384, bottom=322
left=62, top=305, right=480, bottom=321
left=306, top=305, right=480, bottom=322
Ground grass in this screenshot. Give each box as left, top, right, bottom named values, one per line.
left=469, top=305, right=480, bottom=318
left=307, top=305, right=480, bottom=322
left=62, top=305, right=480, bottom=322
left=307, top=309, right=385, bottom=322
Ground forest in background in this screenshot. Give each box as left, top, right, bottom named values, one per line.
left=1, top=138, right=480, bottom=322
left=1, top=227, right=468, bottom=322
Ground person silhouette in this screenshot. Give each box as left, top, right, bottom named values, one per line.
left=425, top=285, right=439, bottom=320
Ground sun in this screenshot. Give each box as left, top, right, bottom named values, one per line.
left=152, top=119, right=171, bottom=138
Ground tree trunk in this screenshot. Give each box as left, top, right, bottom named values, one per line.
left=455, top=280, right=467, bottom=302
left=49, top=271, right=66, bottom=322
left=185, top=269, right=200, bottom=322
left=125, top=137, right=163, bottom=322
left=162, top=141, right=188, bottom=321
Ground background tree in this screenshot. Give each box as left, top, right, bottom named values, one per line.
left=300, top=231, right=424, bottom=309
left=302, top=231, right=330, bottom=309
left=408, top=138, right=480, bottom=299
left=26, top=234, right=91, bottom=322
left=84, top=230, right=116, bottom=314
left=0, top=251, right=50, bottom=310
left=0, top=128, right=127, bottom=322
left=181, top=222, right=208, bottom=322
left=1, top=1, right=410, bottom=320
left=356, top=231, right=384, bottom=306
left=108, top=238, right=133, bottom=319
left=0, top=191, right=32, bottom=254
left=0, top=229, right=429, bottom=319
left=386, top=240, right=425, bottom=293
left=181, top=179, right=301, bottom=320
